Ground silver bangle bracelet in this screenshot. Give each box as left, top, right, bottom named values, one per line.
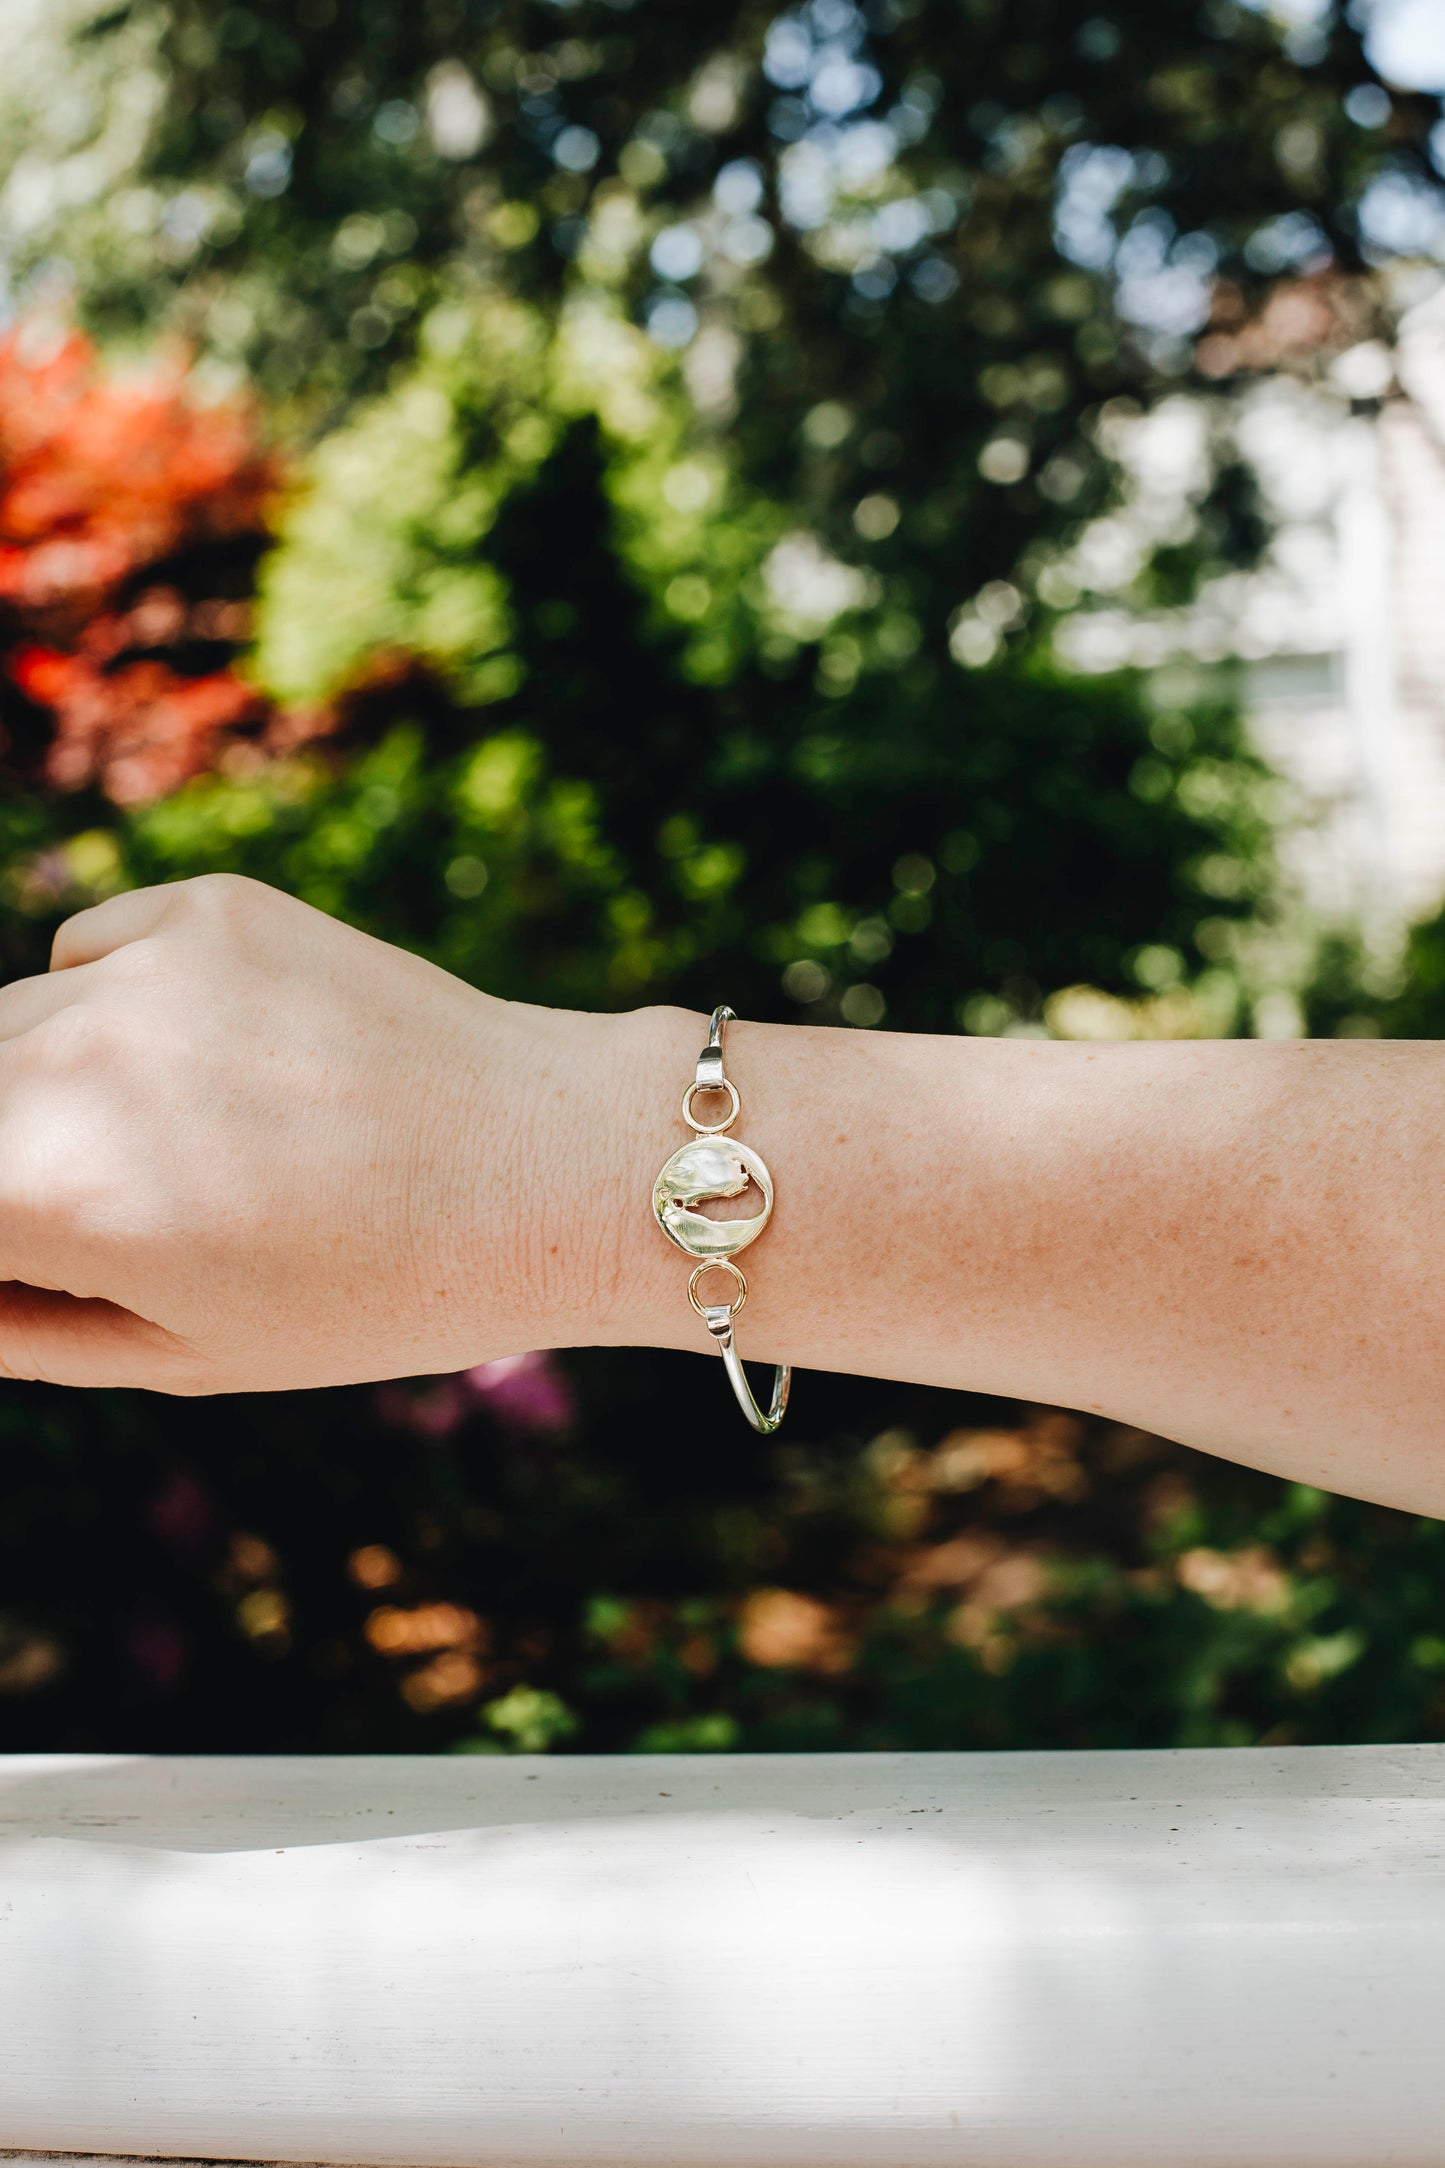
left=651, top=1005, right=792, bottom=1435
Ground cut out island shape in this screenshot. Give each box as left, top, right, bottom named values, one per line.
left=652, top=1136, right=775, bottom=1260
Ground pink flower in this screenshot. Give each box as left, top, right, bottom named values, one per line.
left=464, top=1352, right=575, bottom=1434
left=376, top=1352, right=574, bottom=1440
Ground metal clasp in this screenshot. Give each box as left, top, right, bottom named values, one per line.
left=694, top=1004, right=734, bottom=1095
left=682, top=1005, right=740, bottom=1134
left=686, top=1260, right=790, bottom=1435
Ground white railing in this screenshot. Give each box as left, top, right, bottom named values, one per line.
left=2, top=1744, right=1444, bottom=2166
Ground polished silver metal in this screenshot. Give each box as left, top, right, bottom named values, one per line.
left=654, top=1006, right=791, bottom=1435
left=681, top=1006, right=740, bottom=1132
left=706, top=1302, right=792, bottom=1434
left=688, top=1263, right=790, bottom=1433
left=694, top=1005, right=734, bottom=1093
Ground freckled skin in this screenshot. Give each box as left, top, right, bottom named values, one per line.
left=616, top=1013, right=1445, bottom=1518
left=0, top=875, right=1442, bottom=1517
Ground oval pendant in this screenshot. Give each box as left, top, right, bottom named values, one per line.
left=652, top=1135, right=774, bottom=1260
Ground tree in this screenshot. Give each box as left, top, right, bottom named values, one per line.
left=0, top=325, right=280, bottom=805
left=8, top=0, right=1441, bottom=608
left=0, top=0, right=1440, bottom=1755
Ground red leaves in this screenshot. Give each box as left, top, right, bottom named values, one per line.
left=0, top=325, right=277, bottom=620
left=8, top=646, right=71, bottom=705
left=36, top=651, right=266, bottom=806
left=0, top=322, right=282, bottom=803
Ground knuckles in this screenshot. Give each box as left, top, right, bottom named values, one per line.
left=50, top=871, right=280, bottom=976
left=171, top=870, right=274, bottom=935
left=0, top=1008, right=150, bottom=1233
left=19, top=999, right=136, bottom=1080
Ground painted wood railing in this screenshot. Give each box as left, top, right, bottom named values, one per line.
left=2, top=1744, right=1444, bottom=2167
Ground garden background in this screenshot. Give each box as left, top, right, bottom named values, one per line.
left=1, top=0, right=1445, bottom=1756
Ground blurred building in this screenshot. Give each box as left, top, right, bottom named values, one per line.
left=1060, top=283, right=1445, bottom=931
left=1245, top=288, right=1445, bottom=927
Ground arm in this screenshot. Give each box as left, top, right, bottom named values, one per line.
left=620, top=1007, right=1445, bottom=1513
left=2, top=875, right=1441, bottom=1514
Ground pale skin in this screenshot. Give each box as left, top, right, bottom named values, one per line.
left=0, top=872, right=1441, bottom=1514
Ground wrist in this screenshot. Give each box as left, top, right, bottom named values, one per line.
left=575, top=1001, right=802, bottom=1361
left=586, top=1003, right=711, bottom=1347
left=462, top=995, right=806, bottom=1368
left=445, top=997, right=705, bottom=1360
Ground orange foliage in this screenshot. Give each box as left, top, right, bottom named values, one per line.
left=0, top=325, right=277, bottom=616
left=11, top=644, right=265, bottom=806
left=737, top=1587, right=855, bottom=1674
left=364, top=1602, right=486, bottom=1657
left=364, top=1602, right=492, bottom=1715
left=1196, top=271, right=1374, bottom=380
left=0, top=322, right=285, bottom=803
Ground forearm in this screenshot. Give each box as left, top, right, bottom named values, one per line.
left=11, top=874, right=1442, bottom=1518
left=556, top=1007, right=1445, bottom=1514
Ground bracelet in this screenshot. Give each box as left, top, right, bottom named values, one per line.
left=651, top=1006, right=792, bottom=1435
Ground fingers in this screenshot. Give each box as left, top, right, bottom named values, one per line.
left=0, top=1282, right=199, bottom=1391
left=51, top=885, right=176, bottom=971
left=0, top=964, right=96, bottom=1045
left=51, top=872, right=278, bottom=973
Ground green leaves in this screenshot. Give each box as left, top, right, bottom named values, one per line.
left=0, top=0, right=1438, bottom=1759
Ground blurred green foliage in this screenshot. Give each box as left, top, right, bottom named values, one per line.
left=1, top=0, right=1444, bottom=1754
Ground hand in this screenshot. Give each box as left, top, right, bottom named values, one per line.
left=11, top=873, right=1442, bottom=1522
left=0, top=875, right=621, bottom=1393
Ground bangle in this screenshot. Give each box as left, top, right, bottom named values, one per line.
left=651, top=1006, right=792, bottom=1435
